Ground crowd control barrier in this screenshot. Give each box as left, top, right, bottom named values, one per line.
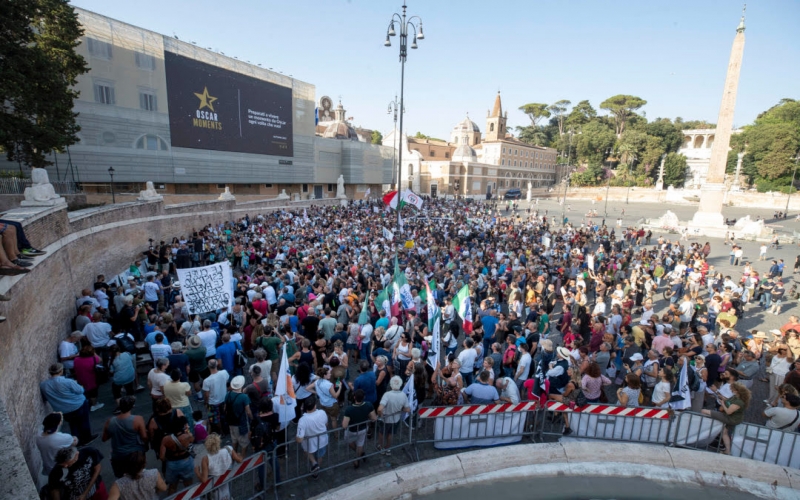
left=414, top=402, right=539, bottom=452
left=165, top=451, right=267, bottom=500
left=540, top=401, right=674, bottom=445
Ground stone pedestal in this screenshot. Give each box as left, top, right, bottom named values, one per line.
left=688, top=182, right=728, bottom=236
left=276, top=189, right=290, bottom=200
left=217, top=187, right=235, bottom=201
left=292, top=193, right=300, bottom=202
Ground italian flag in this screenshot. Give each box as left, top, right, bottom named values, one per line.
left=451, top=284, right=473, bottom=334
left=382, top=190, right=424, bottom=210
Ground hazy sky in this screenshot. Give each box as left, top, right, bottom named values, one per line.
left=70, top=0, right=800, bottom=140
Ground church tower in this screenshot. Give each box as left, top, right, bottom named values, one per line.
left=485, top=91, right=507, bottom=142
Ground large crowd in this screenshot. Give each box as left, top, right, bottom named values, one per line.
left=35, top=197, right=800, bottom=499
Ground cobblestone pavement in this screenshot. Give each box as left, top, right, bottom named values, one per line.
left=80, top=198, right=800, bottom=499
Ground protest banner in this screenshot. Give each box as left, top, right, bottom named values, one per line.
left=176, top=262, right=233, bottom=315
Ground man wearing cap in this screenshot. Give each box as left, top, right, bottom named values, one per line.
left=39, top=363, right=96, bottom=446
left=546, top=347, right=572, bottom=395
left=225, top=375, right=253, bottom=455
left=36, top=412, right=78, bottom=487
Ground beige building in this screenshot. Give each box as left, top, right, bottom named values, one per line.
left=384, top=92, right=558, bottom=198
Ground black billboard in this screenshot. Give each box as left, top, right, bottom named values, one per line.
left=164, top=51, right=293, bottom=156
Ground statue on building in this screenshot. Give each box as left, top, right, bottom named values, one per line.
left=21, top=168, right=66, bottom=207
left=217, top=186, right=235, bottom=201
left=526, top=181, right=532, bottom=202
left=336, top=174, right=347, bottom=199
left=137, top=181, right=163, bottom=202
left=277, top=189, right=290, bottom=199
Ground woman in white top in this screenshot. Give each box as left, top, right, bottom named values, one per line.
left=651, top=368, right=674, bottom=408
left=768, top=345, right=793, bottom=405
left=393, top=332, right=413, bottom=377
left=195, top=433, right=242, bottom=500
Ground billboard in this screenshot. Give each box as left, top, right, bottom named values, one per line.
left=164, top=51, right=293, bottom=156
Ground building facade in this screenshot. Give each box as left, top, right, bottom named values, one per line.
left=13, top=8, right=393, bottom=199
left=679, top=128, right=741, bottom=189
left=384, top=92, right=558, bottom=198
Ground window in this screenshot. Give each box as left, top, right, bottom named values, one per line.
left=87, top=37, right=112, bottom=59
left=502, top=147, right=506, bottom=154
left=513, top=160, right=517, bottom=167
left=135, top=135, right=168, bottom=151
left=490, top=124, right=495, bottom=132
left=430, top=151, right=435, bottom=157
left=501, top=159, right=505, bottom=166
left=265, top=184, right=273, bottom=188
left=327, top=184, right=333, bottom=192
left=302, top=184, right=308, bottom=193
left=217, top=184, right=226, bottom=189
left=444, top=152, right=449, bottom=158
left=139, top=92, right=157, bottom=111
left=514, top=149, right=518, bottom=156
left=93, top=82, right=115, bottom=105
left=135, top=51, right=156, bottom=70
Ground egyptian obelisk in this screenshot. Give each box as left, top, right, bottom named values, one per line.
left=690, top=7, right=746, bottom=230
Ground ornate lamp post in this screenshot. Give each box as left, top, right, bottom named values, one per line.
left=385, top=1, right=424, bottom=233
left=387, top=95, right=404, bottom=190
left=108, top=166, right=115, bottom=204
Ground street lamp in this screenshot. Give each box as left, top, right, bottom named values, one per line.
left=786, top=153, right=800, bottom=214
left=385, top=0, right=424, bottom=235
left=108, top=166, right=115, bottom=204
left=387, top=95, right=404, bottom=190
left=603, top=147, right=614, bottom=222
left=625, top=154, right=637, bottom=205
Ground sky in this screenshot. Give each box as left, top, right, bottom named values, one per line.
left=70, top=0, right=800, bottom=140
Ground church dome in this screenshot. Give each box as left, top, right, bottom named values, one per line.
left=452, top=143, right=477, bottom=162
left=322, top=120, right=358, bottom=140
left=453, top=116, right=480, bottom=134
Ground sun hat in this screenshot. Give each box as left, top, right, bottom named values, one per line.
left=629, top=353, right=644, bottom=362
left=556, top=346, right=571, bottom=360
left=188, top=335, right=202, bottom=348
left=230, top=376, right=245, bottom=390
left=752, top=331, right=768, bottom=339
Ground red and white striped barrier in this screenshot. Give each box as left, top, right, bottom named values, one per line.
left=170, top=452, right=265, bottom=500
left=545, top=400, right=670, bottom=419
left=418, top=401, right=538, bottom=419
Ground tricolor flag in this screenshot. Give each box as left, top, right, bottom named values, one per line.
left=358, top=291, right=370, bottom=325
left=393, top=255, right=415, bottom=311
left=452, top=284, right=473, bottom=334
left=375, top=289, right=392, bottom=319
left=426, top=280, right=441, bottom=371
left=382, top=190, right=424, bottom=210
left=669, top=360, right=692, bottom=410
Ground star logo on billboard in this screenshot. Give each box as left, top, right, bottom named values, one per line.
left=194, top=86, right=217, bottom=112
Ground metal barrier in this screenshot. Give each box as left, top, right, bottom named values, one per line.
left=670, top=411, right=725, bottom=451
left=539, top=401, right=673, bottom=445
left=414, top=402, right=539, bottom=456
left=165, top=451, right=267, bottom=500
left=673, top=411, right=800, bottom=467
left=271, top=411, right=413, bottom=497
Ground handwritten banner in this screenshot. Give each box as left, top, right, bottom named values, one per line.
left=177, top=262, right=233, bottom=315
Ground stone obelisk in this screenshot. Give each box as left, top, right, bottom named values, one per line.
left=690, top=8, right=746, bottom=230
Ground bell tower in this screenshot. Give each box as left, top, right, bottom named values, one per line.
left=485, top=91, right=506, bottom=142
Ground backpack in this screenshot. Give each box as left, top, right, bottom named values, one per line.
left=250, top=416, right=274, bottom=452
left=148, top=410, right=176, bottom=452
left=115, top=334, right=137, bottom=355
left=225, top=392, right=247, bottom=425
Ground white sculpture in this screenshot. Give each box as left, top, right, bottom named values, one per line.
left=336, top=174, right=347, bottom=199
left=137, top=181, right=163, bottom=202
left=658, top=210, right=680, bottom=228
left=733, top=215, right=751, bottom=230
left=21, top=168, right=66, bottom=207
left=526, top=181, right=532, bottom=202
left=217, top=186, right=235, bottom=201
left=277, top=189, right=290, bottom=199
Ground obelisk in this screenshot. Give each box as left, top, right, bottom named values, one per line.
left=690, top=7, right=746, bottom=229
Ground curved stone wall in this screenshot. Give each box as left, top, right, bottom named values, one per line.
left=0, top=196, right=337, bottom=491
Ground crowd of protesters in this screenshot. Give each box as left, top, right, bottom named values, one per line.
left=35, top=197, right=800, bottom=499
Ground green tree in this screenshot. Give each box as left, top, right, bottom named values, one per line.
left=371, top=130, right=383, bottom=144
left=0, top=0, right=89, bottom=168
left=413, top=131, right=445, bottom=142
left=676, top=118, right=715, bottom=130
left=600, top=94, right=647, bottom=136
left=547, top=100, right=571, bottom=136
left=565, top=100, right=596, bottom=130
left=519, top=103, right=551, bottom=128
left=515, top=125, right=548, bottom=146
left=662, top=152, right=688, bottom=187
left=574, top=121, right=616, bottom=169
left=743, top=122, right=799, bottom=180
left=645, top=119, right=684, bottom=153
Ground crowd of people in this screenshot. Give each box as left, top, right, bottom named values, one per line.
left=36, top=197, right=800, bottom=499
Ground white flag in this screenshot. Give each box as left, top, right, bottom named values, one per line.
left=303, top=208, right=309, bottom=222
left=669, top=361, right=692, bottom=411
left=399, top=216, right=405, bottom=234
left=403, top=373, right=416, bottom=421
left=382, top=227, right=394, bottom=241
left=364, top=187, right=371, bottom=198
left=272, top=344, right=297, bottom=430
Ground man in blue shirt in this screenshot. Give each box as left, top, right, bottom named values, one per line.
left=350, top=360, right=377, bottom=406
left=461, top=371, right=500, bottom=404
left=39, top=363, right=96, bottom=446
left=216, top=333, right=241, bottom=378
left=481, top=309, right=499, bottom=354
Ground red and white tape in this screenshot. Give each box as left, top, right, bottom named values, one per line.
left=545, top=400, right=670, bottom=419
left=171, top=452, right=265, bottom=500
left=418, top=401, right=538, bottom=419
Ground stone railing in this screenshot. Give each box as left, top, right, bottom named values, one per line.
left=0, top=194, right=340, bottom=493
